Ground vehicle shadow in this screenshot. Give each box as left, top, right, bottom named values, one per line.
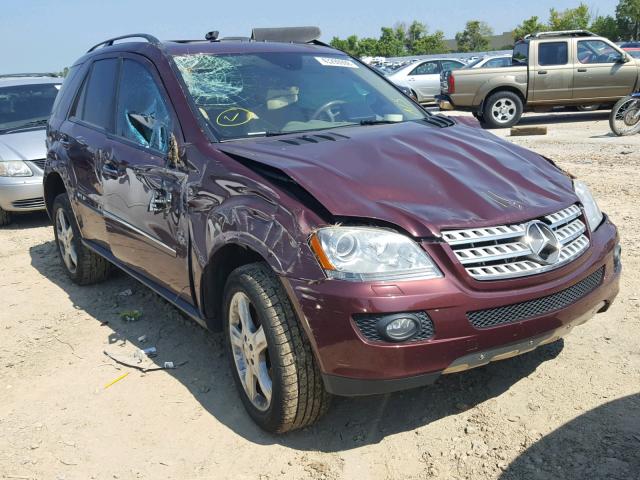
left=500, top=393, right=640, bottom=479
left=30, top=239, right=564, bottom=452
left=1, top=211, right=50, bottom=230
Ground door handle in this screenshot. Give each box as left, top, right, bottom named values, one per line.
left=101, top=161, right=119, bottom=178
left=577, top=68, right=587, bottom=72
left=538, top=70, right=548, bottom=75
left=148, top=189, right=172, bottom=214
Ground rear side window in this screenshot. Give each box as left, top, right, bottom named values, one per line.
left=441, top=60, right=464, bottom=72
left=115, top=59, right=172, bottom=153
left=538, top=42, right=568, bottom=66
left=71, top=58, right=118, bottom=130
left=513, top=42, right=529, bottom=64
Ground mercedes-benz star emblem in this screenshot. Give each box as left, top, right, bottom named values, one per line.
left=525, top=221, right=561, bottom=265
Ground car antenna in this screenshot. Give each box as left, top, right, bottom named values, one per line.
left=205, top=31, right=220, bottom=41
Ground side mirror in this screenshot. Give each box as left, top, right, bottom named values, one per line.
left=398, top=85, right=418, bottom=102
left=167, top=133, right=186, bottom=170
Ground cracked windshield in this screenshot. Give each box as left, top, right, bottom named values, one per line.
left=173, top=52, right=426, bottom=140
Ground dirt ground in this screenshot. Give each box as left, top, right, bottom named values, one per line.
left=1, top=110, right=639, bottom=480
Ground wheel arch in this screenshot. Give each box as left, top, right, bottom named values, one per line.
left=44, top=172, right=67, bottom=219
left=480, top=86, right=526, bottom=111
left=200, top=242, right=268, bottom=331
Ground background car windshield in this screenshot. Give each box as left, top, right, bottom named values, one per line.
left=0, top=83, right=60, bottom=132
left=173, top=52, right=426, bottom=140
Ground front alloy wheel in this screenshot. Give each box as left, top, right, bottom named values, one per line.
left=223, top=263, right=330, bottom=433
left=229, top=291, right=272, bottom=411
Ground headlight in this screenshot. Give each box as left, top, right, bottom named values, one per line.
left=0, top=160, right=33, bottom=177
left=310, top=226, right=443, bottom=282
left=574, top=180, right=603, bottom=232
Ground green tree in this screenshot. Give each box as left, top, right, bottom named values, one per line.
left=329, top=35, right=361, bottom=56
left=377, top=27, right=405, bottom=56
left=616, top=0, right=640, bottom=39
left=513, top=16, right=547, bottom=40
left=548, top=3, right=591, bottom=30
left=590, top=15, right=620, bottom=40
left=358, top=37, right=380, bottom=56
left=411, top=31, right=449, bottom=54
left=455, top=20, right=493, bottom=52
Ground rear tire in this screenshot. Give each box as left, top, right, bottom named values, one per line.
left=0, top=207, right=11, bottom=227
left=52, top=193, right=111, bottom=285
left=482, top=91, right=523, bottom=129
left=223, top=262, right=330, bottom=433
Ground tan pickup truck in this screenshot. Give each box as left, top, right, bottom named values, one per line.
left=438, top=30, right=640, bottom=128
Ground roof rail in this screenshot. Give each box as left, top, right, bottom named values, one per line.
left=251, top=26, right=321, bottom=44
left=524, top=30, right=597, bottom=40
left=0, top=73, right=60, bottom=79
left=87, top=33, right=161, bottom=53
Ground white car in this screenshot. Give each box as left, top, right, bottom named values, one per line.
left=464, top=54, right=513, bottom=69
left=386, top=58, right=465, bottom=103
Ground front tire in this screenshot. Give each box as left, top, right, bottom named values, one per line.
left=52, top=193, right=111, bottom=285
left=223, top=263, right=330, bottom=433
left=609, top=96, right=640, bottom=137
left=482, top=91, right=523, bottom=128
left=0, top=207, right=11, bottom=227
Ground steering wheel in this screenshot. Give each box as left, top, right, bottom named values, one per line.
left=311, top=100, right=347, bottom=122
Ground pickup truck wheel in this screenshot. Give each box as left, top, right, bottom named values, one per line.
left=0, top=207, right=11, bottom=227
left=52, top=194, right=111, bottom=285
left=483, top=91, right=523, bottom=128
left=223, top=263, right=330, bottom=433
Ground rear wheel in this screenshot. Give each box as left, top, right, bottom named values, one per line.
left=482, top=91, right=523, bottom=128
left=0, top=207, right=11, bottom=227
left=223, top=263, right=330, bottom=433
left=52, top=193, right=111, bottom=285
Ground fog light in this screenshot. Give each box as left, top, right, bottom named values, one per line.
left=614, top=243, right=622, bottom=272
left=377, top=314, right=420, bottom=342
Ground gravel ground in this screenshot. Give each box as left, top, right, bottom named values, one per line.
left=0, top=110, right=639, bottom=480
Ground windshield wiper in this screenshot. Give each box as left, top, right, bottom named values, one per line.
left=2, top=119, right=49, bottom=134
left=359, top=119, right=401, bottom=126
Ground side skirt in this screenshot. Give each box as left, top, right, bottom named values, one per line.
left=82, top=239, right=207, bottom=328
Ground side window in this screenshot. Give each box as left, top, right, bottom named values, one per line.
left=578, top=40, right=622, bottom=64
left=441, top=60, right=463, bottom=71
left=71, top=59, right=118, bottom=130
left=115, top=59, right=172, bottom=153
left=410, top=61, right=439, bottom=76
left=513, top=42, right=529, bottom=65
left=538, top=42, right=568, bottom=66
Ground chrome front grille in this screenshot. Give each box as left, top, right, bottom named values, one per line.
left=442, top=205, right=590, bottom=281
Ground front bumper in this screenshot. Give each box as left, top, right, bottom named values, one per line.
left=284, top=219, right=620, bottom=396
left=0, top=174, right=45, bottom=212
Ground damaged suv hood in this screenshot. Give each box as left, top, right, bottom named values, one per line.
left=218, top=121, right=577, bottom=237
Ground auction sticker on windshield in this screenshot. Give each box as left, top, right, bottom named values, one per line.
left=314, top=57, right=359, bottom=68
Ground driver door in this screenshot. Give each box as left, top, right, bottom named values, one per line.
left=573, top=39, right=638, bottom=101
left=102, top=55, right=191, bottom=299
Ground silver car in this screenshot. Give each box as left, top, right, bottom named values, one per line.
left=386, top=58, right=465, bottom=103
left=0, top=74, right=61, bottom=226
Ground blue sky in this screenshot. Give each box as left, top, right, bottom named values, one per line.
left=0, top=0, right=619, bottom=73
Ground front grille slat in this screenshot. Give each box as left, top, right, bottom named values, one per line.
left=11, top=197, right=45, bottom=209
left=29, top=159, right=46, bottom=170
left=442, top=204, right=590, bottom=281
left=467, top=267, right=604, bottom=329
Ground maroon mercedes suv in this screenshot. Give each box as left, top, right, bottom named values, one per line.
left=43, top=28, right=621, bottom=433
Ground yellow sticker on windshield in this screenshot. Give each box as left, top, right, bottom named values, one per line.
left=216, top=108, right=257, bottom=127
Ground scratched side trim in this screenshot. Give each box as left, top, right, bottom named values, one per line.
left=102, top=210, right=177, bottom=257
